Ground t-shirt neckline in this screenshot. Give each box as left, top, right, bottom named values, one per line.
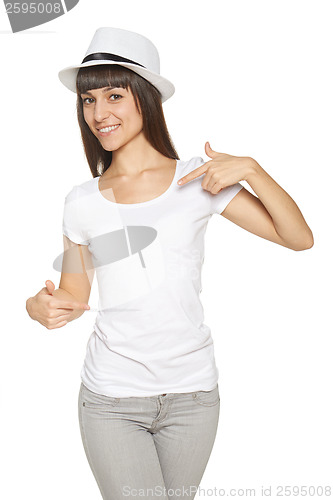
left=95, top=159, right=180, bottom=208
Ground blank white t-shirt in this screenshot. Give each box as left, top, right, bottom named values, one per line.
left=62, top=156, right=243, bottom=397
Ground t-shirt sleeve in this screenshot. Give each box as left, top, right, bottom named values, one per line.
left=209, top=182, right=244, bottom=215
left=62, top=186, right=89, bottom=245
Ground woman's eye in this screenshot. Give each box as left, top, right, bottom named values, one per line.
left=110, top=94, right=122, bottom=101
left=82, top=97, right=94, bottom=104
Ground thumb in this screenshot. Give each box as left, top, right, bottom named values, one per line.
left=205, top=141, right=217, bottom=158
left=45, top=280, right=55, bottom=295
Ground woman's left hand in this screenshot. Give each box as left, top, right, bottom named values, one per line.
left=177, top=142, right=255, bottom=193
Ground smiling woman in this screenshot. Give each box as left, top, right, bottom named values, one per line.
left=26, top=26, right=313, bottom=500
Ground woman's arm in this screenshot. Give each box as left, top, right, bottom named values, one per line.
left=222, top=159, right=314, bottom=251
left=177, top=143, right=314, bottom=251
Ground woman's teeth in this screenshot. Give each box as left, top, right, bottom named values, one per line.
left=99, top=125, right=120, bottom=133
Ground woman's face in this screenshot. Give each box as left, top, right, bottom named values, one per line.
left=80, top=85, right=143, bottom=151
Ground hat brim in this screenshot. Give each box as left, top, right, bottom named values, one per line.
left=58, top=60, right=175, bottom=103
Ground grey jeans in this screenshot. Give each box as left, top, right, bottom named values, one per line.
left=78, top=382, right=220, bottom=500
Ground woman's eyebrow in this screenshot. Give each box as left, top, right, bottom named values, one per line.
left=81, top=87, right=123, bottom=96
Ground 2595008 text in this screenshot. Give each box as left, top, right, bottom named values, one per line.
left=5, top=2, right=62, bottom=14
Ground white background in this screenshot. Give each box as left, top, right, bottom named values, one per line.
left=1, top=0, right=332, bottom=498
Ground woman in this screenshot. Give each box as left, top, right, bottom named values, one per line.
left=26, top=27, right=314, bottom=500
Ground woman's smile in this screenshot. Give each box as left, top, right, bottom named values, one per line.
left=97, top=124, right=121, bottom=136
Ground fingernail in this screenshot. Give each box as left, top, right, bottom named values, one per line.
left=177, top=179, right=183, bottom=185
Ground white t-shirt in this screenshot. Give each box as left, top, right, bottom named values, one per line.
left=62, top=156, right=243, bottom=397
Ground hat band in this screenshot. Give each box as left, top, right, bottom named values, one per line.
left=82, top=52, right=146, bottom=68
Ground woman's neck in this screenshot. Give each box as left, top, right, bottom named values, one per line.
left=108, top=132, right=168, bottom=178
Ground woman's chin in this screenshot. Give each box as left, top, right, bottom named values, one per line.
left=100, top=143, right=119, bottom=152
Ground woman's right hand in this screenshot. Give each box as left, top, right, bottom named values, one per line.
left=26, top=280, right=90, bottom=329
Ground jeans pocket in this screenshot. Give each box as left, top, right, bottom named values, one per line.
left=81, top=383, right=120, bottom=408
left=192, top=384, right=220, bottom=407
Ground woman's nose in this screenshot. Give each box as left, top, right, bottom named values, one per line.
left=94, top=99, right=110, bottom=122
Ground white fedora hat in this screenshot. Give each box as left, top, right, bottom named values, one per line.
left=58, top=27, right=175, bottom=103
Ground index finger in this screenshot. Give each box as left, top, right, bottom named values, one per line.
left=177, top=163, right=209, bottom=185
left=56, top=300, right=90, bottom=311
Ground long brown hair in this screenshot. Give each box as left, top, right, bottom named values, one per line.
left=75, top=64, right=179, bottom=178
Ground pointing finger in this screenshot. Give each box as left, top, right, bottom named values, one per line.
left=55, top=301, right=90, bottom=311
left=177, top=163, right=209, bottom=186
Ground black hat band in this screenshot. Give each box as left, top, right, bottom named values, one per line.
left=81, top=52, right=145, bottom=68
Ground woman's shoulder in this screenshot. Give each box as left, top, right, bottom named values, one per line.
left=178, top=156, right=205, bottom=175
left=64, top=176, right=98, bottom=200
